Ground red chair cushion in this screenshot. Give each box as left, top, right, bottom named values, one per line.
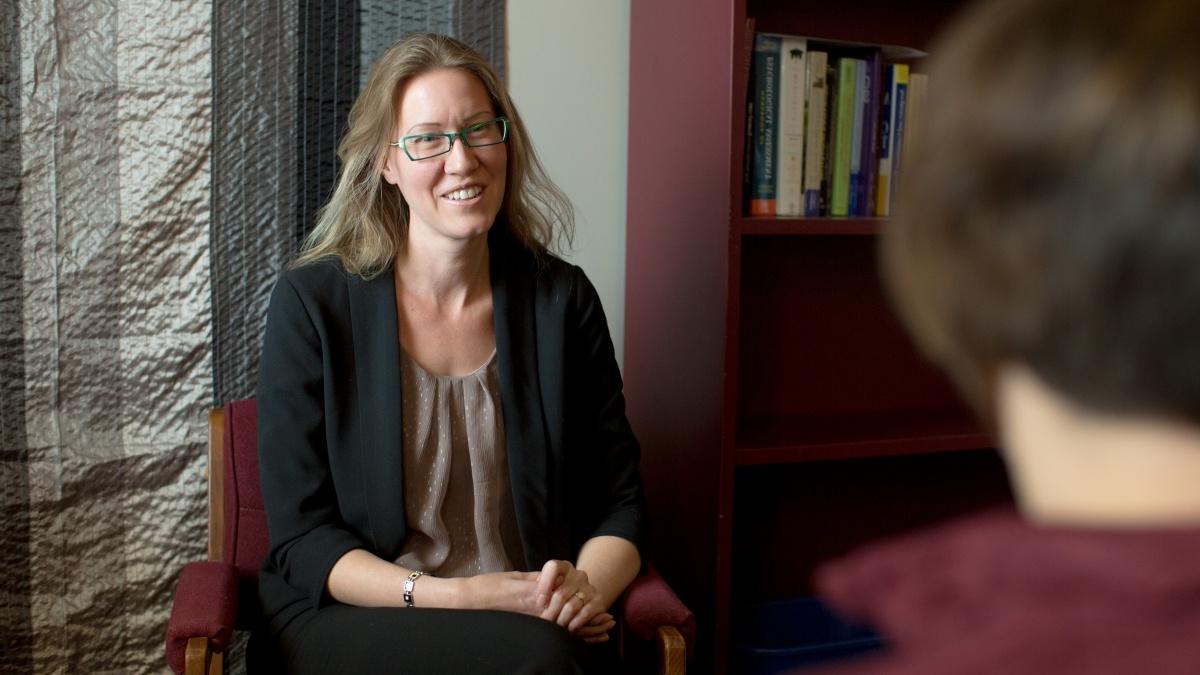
left=623, top=564, right=696, bottom=658
left=165, top=560, right=240, bottom=674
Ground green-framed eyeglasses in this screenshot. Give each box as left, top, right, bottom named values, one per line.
left=389, top=117, right=510, bottom=161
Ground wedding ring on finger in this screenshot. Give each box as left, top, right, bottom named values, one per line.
left=573, top=590, right=588, bottom=602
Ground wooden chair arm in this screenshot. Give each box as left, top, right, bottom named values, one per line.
left=184, top=637, right=209, bottom=675
left=656, top=625, right=687, bottom=675
left=184, top=637, right=224, bottom=675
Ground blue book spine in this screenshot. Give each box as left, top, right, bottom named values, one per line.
left=750, top=34, right=782, bottom=216
left=876, top=63, right=909, bottom=216
left=876, top=64, right=894, bottom=217
left=892, top=78, right=909, bottom=190
left=879, top=65, right=894, bottom=167
left=848, top=58, right=866, bottom=217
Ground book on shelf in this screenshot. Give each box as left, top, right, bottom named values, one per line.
left=876, top=63, right=910, bottom=217
left=802, top=50, right=829, bottom=217
left=890, top=73, right=911, bottom=213
left=829, top=57, right=857, bottom=217
left=859, top=51, right=882, bottom=217
left=848, top=59, right=865, bottom=216
left=821, top=57, right=837, bottom=217
left=776, top=36, right=808, bottom=217
left=847, top=57, right=868, bottom=217
left=743, top=31, right=926, bottom=219
left=749, top=33, right=781, bottom=216
left=901, top=71, right=929, bottom=179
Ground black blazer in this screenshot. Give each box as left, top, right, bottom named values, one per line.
left=255, top=229, right=645, bottom=620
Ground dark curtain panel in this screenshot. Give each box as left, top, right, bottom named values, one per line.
left=360, top=0, right=507, bottom=86
left=0, top=0, right=31, bottom=667
left=212, top=0, right=360, bottom=406
left=297, top=0, right=360, bottom=249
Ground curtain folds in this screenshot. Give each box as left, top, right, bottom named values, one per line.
left=4, top=1, right=506, bottom=671
left=8, top=0, right=214, bottom=671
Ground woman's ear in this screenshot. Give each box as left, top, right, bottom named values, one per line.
left=381, top=155, right=401, bottom=187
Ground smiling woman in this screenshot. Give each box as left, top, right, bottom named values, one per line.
left=293, top=33, right=572, bottom=278
left=249, top=33, right=646, bottom=675
left=381, top=69, right=509, bottom=248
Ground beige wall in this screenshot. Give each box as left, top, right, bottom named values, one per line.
left=508, top=1, right=631, bottom=365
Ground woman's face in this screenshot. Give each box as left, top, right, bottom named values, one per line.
left=383, top=67, right=507, bottom=246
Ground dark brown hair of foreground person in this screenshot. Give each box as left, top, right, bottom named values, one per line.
left=884, top=0, right=1200, bottom=422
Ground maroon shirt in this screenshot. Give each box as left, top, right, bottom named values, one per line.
left=806, top=509, right=1200, bottom=674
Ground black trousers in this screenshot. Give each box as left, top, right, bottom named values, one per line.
left=246, top=604, right=621, bottom=674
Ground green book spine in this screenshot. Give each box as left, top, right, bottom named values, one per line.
left=830, top=58, right=857, bottom=217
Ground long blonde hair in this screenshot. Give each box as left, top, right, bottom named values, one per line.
left=294, top=33, right=574, bottom=277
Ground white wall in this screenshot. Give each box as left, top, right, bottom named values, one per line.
left=507, top=1, right=630, bottom=366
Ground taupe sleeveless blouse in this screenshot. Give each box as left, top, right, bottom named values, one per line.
left=393, top=348, right=524, bottom=577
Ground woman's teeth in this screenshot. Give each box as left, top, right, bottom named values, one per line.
left=445, top=186, right=482, bottom=201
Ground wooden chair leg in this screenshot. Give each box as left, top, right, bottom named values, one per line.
left=185, top=637, right=211, bottom=675
left=209, top=650, right=224, bottom=675
left=655, top=625, right=687, bottom=675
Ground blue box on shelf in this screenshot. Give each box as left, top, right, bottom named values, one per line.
left=731, top=596, right=885, bottom=675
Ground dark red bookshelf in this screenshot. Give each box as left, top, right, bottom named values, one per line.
left=737, top=217, right=882, bottom=236
left=736, top=410, right=991, bottom=465
left=625, top=1, right=1013, bottom=672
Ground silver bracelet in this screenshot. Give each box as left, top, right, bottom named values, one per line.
left=403, top=570, right=426, bottom=607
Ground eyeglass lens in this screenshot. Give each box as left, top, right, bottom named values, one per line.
left=404, top=119, right=506, bottom=160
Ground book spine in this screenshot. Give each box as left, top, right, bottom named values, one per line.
left=829, top=57, right=857, bottom=217
left=775, top=37, right=807, bottom=217
left=876, top=64, right=895, bottom=217
left=891, top=75, right=910, bottom=201
left=749, top=34, right=781, bottom=216
left=802, top=50, right=828, bottom=217
left=848, top=58, right=866, bottom=217
left=860, top=51, right=882, bottom=217
left=821, top=59, right=837, bottom=216
left=901, top=72, right=926, bottom=174
left=876, top=63, right=908, bottom=216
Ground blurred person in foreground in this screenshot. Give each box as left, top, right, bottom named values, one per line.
left=807, top=0, right=1200, bottom=672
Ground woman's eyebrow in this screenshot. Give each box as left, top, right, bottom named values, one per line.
left=404, top=111, right=494, bottom=134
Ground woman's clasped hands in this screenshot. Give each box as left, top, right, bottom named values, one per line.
left=535, top=560, right=616, bottom=644
left=461, top=560, right=615, bottom=642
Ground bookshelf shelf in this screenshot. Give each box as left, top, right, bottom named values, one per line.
left=735, top=410, right=992, bottom=465
left=625, top=1, right=1013, bottom=672
left=737, top=216, right=882, bottom=236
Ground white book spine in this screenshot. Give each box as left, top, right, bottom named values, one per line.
left=802, top=51, right=828, bottom=217
left=775, top=37, right=807, bottom=217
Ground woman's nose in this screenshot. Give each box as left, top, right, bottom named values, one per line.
left=443, top=138, right=479, bottom=174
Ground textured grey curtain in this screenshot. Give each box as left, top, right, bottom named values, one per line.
left=2, top=0, right=31, bottom=670
left=5, top=0, right=213, bottom=672
left=3, top=1, right=506, bottom=672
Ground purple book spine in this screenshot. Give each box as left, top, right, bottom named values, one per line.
left=859, top=50, right=882, bottom=216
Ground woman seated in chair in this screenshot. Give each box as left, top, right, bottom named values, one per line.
left=807, top=0, right=1200, bottom=673
left=250, top=33, right=643, bottom=674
